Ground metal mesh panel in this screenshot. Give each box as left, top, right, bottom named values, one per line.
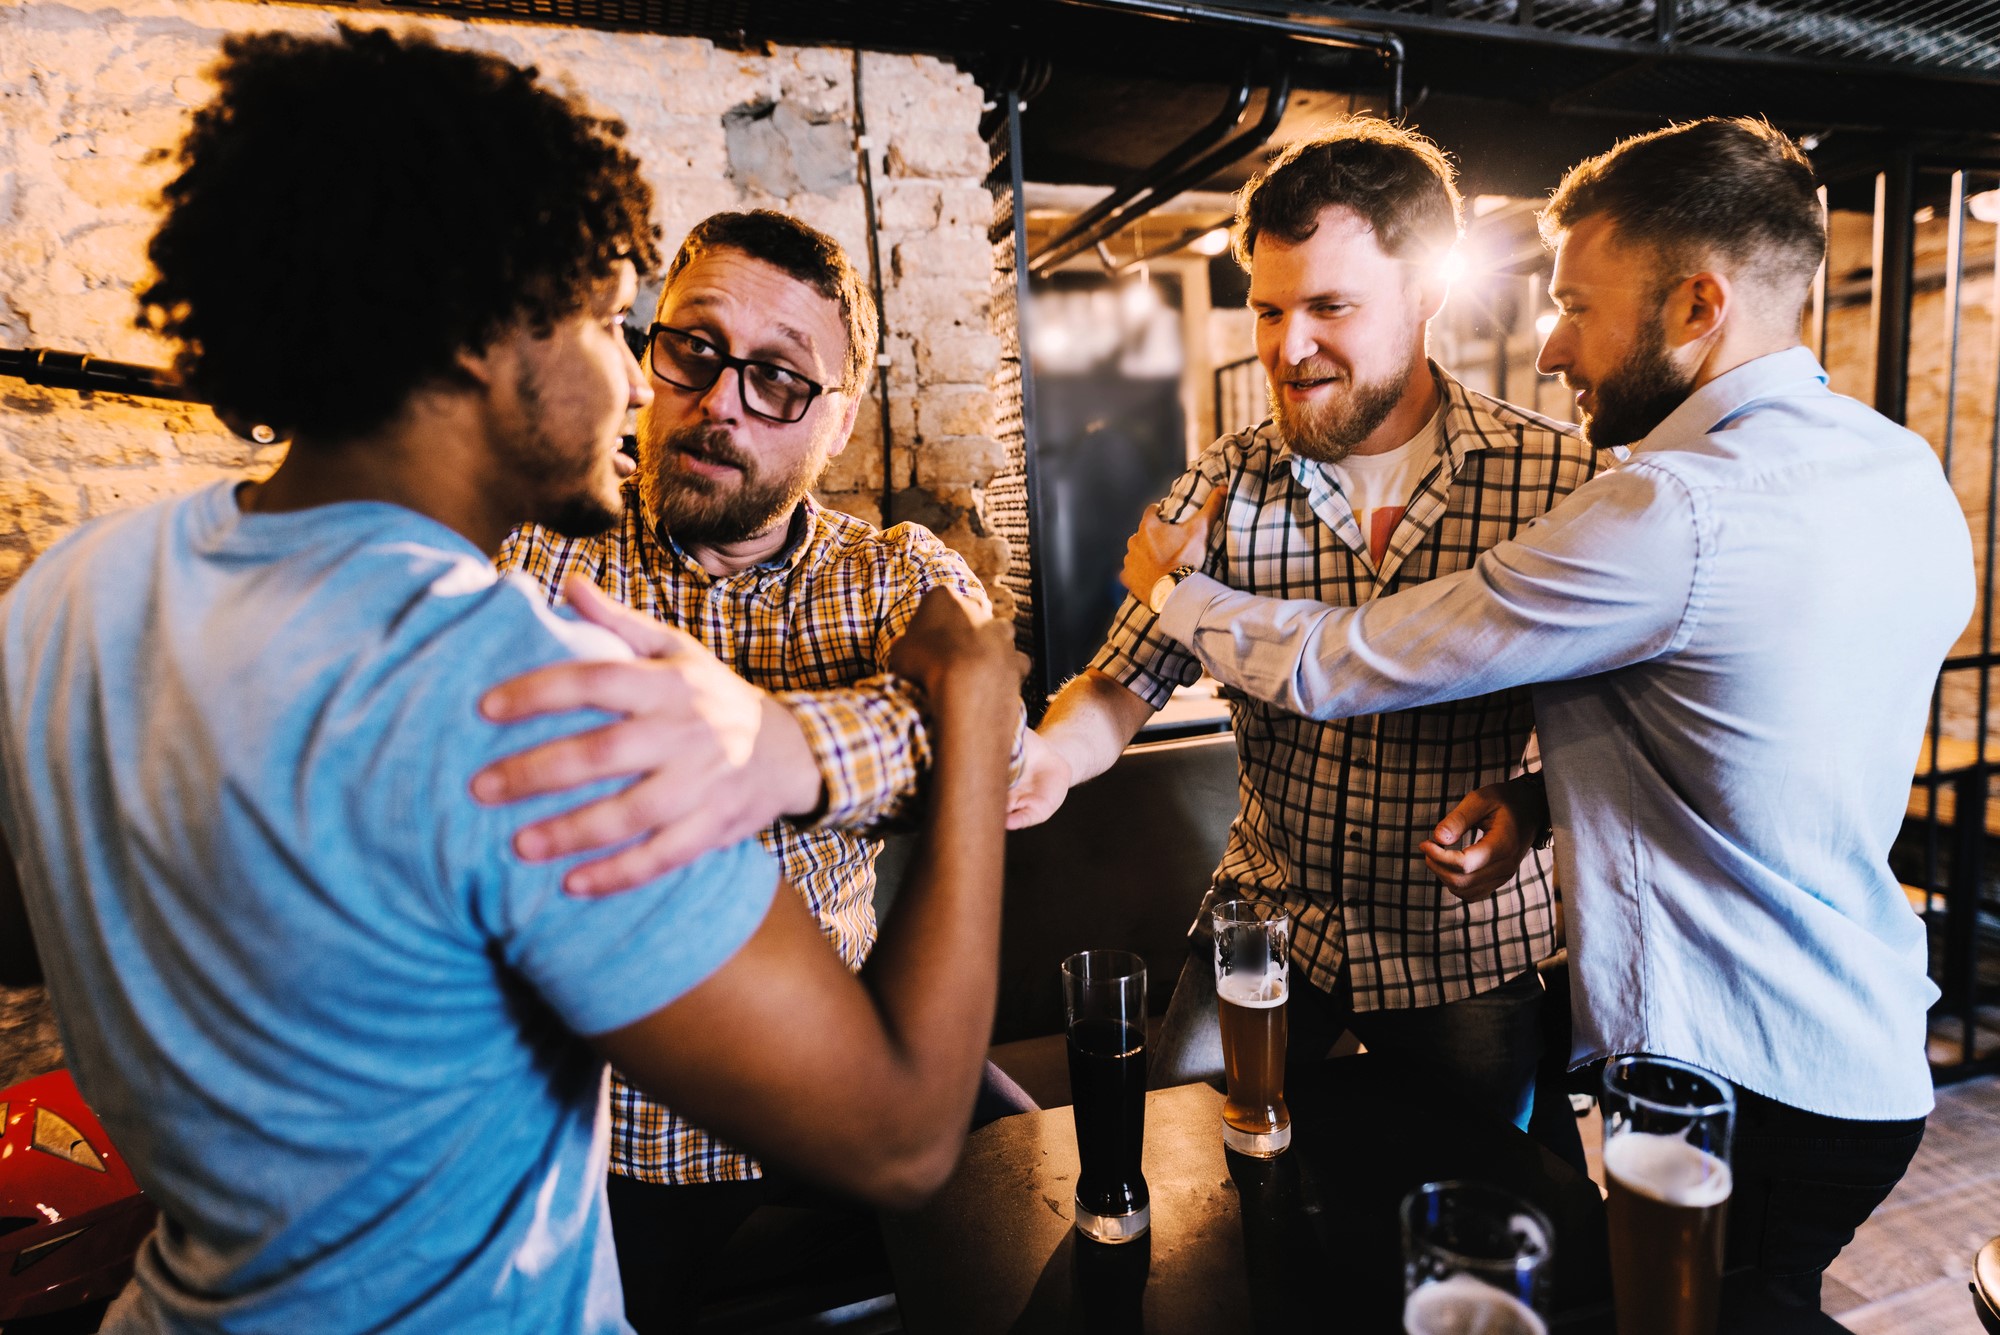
left=1534, top=0, right=1661, bottom=42
left=1324, top=0, right=2000, bottom=74
left=982, top=103, right=1044, bottom=697
left=1674, top=0, right=2000, bottom=71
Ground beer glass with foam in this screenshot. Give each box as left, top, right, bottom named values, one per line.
left=1400, top=1180, right=1553, bottom=1335
left=1061, top=950, right=1150, bottom=1243
left=1600, top=1055, right=1735, bottom=1335
left=1211, top=900, right=1291, bottom=1156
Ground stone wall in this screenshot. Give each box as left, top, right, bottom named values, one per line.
left=0, top=0, right=1010, bottom=609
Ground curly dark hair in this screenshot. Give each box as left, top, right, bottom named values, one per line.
left=138, top=25, right=662, bottom=444
left=1231, top=119, right=1462, bottom=270
left=664, top=211, right=879, bottom=394
left=1540, top=117, right=1824, bottom=321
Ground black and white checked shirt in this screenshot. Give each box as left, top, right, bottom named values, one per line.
left=1091, top=366, right=1614, bottom=1010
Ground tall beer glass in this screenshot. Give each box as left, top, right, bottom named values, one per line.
left=1601, top=1055, right=1735, bottom=1335
left=1212, top=899, right=1290, bottom=1156
left=1062, top=950, right=1150, bottom=1243
left=1400, top=1180, right=1552, bottom=1335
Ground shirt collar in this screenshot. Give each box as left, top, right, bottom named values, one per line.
left=641, top=483, right=821, bottom=589
left=1278, top=365, right=1451, bottom=483
left=1629, top=346, right=1829, bottom=457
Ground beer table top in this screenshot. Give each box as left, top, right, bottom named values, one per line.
left=879, top=1054, right=1851, bottom=1334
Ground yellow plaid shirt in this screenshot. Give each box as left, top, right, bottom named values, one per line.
left=499, top=478, right=989, bottom=1183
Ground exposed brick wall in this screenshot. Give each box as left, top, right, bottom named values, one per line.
left=0, top=0, right=1011, bottom=609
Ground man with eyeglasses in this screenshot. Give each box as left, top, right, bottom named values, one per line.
left=482, top=209, right=1025, bottom=1331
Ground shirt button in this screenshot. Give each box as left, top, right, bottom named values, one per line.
left=1348, top=831, right=1362, bottom=844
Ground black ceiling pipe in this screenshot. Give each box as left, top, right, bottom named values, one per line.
left=1030, top=61, right=1292, bottom=275
left=1027, top=66, right=1254, bottom=273
left=1050, top=0, right=1404, bottom=115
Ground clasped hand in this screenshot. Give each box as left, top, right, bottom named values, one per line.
left=1120, top=486, right=1223, bottom=603
left=471, top=577, right=815, bottom=897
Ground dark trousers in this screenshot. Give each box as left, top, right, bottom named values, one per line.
left=1290, top=964, right=1547, bottom=1132
left=1723, top=1086, right=1925, bottom=1307
left=607, top=1063, right=1038, bottom=1332
left=606, top=1172, right=777, bottom=1335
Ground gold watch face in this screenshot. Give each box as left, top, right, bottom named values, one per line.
left=1149, top=573, right=1178, bottom=615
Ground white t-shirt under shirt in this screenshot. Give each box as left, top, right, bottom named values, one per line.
left=1327, top=404, right=1446, bottom=566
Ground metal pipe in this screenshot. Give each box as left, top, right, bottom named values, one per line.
left=1942, top=170, right=1966, bottom=478
left=0, top=345, right=286, bottom=444
left=0, top=346, right=197, bottom=403
left=1811, top=184, right=1831, bottom=365
left=1029, top=70, right=1253, bottom=272
left=1112, top=221, right=1231, bottom=274
left=1033, top=64, right=1293, bottom=274
left=1050, top=0, right=1405, bottom=117
left=851, top=49, right=897, bottom=526
left=1871, top=152, right=1915, bottom=424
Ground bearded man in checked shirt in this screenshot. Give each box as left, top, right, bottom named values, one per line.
left=486, top=210, right=1025, bottom=1330
left=1012, top=122, right=1616, bottom=1137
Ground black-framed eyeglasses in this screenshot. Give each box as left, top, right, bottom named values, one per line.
left=643, top=324, right=829, bottom=425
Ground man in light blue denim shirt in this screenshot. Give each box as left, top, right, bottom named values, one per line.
left=1130, top=117, right=1971, bottom=1307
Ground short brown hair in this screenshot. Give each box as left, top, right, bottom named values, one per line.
left=1539, top=117, right=1824, bottom=317
left=1232, top=119, right=1462, bottom=270
left=663, top=210, right=878, bottom=394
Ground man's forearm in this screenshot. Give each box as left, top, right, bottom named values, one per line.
left=1036, top=668, right=1157, bottom=785
left=856, top=664, right=1015, bottom=1171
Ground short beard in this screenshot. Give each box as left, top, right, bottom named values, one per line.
left=642, top=422, right=821, bottom=548
left=1273, top=371, right=1407, bottom=464
left=1576, top=307, right=1696, bottom=450
left=1268, top=328, right=1421, bottom=465
left=505, top=360, right=620, bottom=540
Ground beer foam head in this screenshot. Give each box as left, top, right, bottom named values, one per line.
left=1216, top=971, right=1287, bottom=1007
left=1402, top=1274, right=1547, bottom=1335
left=1603, top=1131, right=1732, bottom=1207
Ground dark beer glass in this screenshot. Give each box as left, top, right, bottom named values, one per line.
left=1062, top=950, right=1150, bottom=1243
left=1601, top=1055, right=1735, bottom=1335
left=1212, top=899, right=1291, bottom=1156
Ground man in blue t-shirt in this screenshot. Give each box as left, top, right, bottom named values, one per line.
left=0, top=27, right=1022, bottom=1334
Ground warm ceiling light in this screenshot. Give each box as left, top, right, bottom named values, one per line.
left=1970, top=189, right=2000, bottom=224
left=1535, top=311, right=1559, bottom=337
left=1189, top=227, right=1232, bottom=257
left=1472, top=195, right=1514, bottom=217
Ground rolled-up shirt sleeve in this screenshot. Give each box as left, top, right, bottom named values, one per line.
left=1157, top=462, right=1704, bottom=720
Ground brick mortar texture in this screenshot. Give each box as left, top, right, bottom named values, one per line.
left=0, top=0, right=1011, bottom=607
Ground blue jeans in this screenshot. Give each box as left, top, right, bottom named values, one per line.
left=1152, top=944, right=1543, bottom=1132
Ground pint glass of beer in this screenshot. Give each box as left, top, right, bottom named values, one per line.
left=1211, top=899, right=1290, bottom=1156
left=1400, top=1180, right=1553, bottom=1335
left=1061, top=950, right=1150, bottom=1244
left=1600, top=1055, right=1735, bottom=1335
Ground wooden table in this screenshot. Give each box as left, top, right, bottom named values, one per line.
left=881, top=1056, right=1850, bottom=1333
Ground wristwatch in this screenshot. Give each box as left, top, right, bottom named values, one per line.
left=1148, top=564, right=1198, bottom=616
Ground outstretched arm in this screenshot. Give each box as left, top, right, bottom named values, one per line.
left=592, top=590, right=1021, bottom=1207
left=1009, top=669, right=1156, bottom=828
left=1151, top=466, right=1699, bottom=720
